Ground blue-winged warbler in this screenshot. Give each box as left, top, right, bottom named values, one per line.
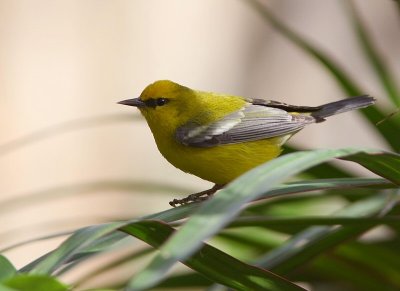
left=119, top=80, right=375, bottom=206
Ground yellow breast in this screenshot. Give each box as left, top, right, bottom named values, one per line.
left=155, top=135, right=284, bottom=185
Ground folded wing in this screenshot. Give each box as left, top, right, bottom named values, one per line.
left=176, top=102, right=315, bottom=147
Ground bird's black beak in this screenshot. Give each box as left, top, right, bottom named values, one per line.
left=118, top=98, right=145, bottom=108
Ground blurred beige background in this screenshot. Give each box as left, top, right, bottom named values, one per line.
left=0, top=0, right=398, bottom=269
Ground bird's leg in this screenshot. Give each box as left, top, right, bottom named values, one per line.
left=169, top=184, right=225, bottom=207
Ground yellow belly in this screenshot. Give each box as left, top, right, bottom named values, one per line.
left=156, top=137, right=284, bottom=185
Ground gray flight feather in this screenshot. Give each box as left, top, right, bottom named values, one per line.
left=175, top=102, right=315, bottom=148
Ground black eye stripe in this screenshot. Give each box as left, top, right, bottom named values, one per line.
left=144, top=99, right=157, bottom=108
left=144, top=98, right=169, bottom=108
left=156, top=98, right=168, bottom=106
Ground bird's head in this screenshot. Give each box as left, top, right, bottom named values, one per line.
left=119, top=80, right=200, bottom=135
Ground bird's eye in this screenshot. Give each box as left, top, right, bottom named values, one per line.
left=143, top=97, right=169, bottom=108
left=156, top=98, right=168, bottom=106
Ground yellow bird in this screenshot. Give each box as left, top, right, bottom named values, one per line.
left=119, top=80, right=375, bottom=207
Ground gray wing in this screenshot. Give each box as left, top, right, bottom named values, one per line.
left=176, top=103, right=315, bottom=147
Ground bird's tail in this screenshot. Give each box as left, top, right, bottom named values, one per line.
left=311, top=95, right=375, bottom=122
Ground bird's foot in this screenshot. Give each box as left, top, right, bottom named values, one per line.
left=169, top=184, right=224, bottom=207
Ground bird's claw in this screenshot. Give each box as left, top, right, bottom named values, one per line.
left=169, top=184, right=224, bottom=207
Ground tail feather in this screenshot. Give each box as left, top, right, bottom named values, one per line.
left=311, top=95, right=375, bottom=122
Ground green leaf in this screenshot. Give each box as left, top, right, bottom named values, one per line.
left=228, top=216, right=400, bottom=228
left=362, top=107, right=400, bottom=152
left=345, top=1, right=400, bottom=106
left=23, top=203, right=200, bottom=274
left=3, top=275, right=67, bottom=291
left=283, top=145, right=354, bottom=178
left=341, top=151, right=400, bottom=185
left=335, top=243, right=400, bottom=288
left=244, top=0, right=359, bottom=95
left=73, top=248, right=153, bottom=288
left=127, top=148, right=399, bottom=290
left=52, top=231, right=130, bottom=276
left=0, top=283, right=17, bottom=291
left=256, top=177, right=395, bottom=201
left=121, top=220, right=304, bottom=291
left=23, top=223, right=127, bottom=274
left=0, top=256, right=17, bottom=282
left=156, top=272, right=212, bottom=288
left=256, top=194, right=390, bottom=274
left=306, top=254, right=397, bottom=291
